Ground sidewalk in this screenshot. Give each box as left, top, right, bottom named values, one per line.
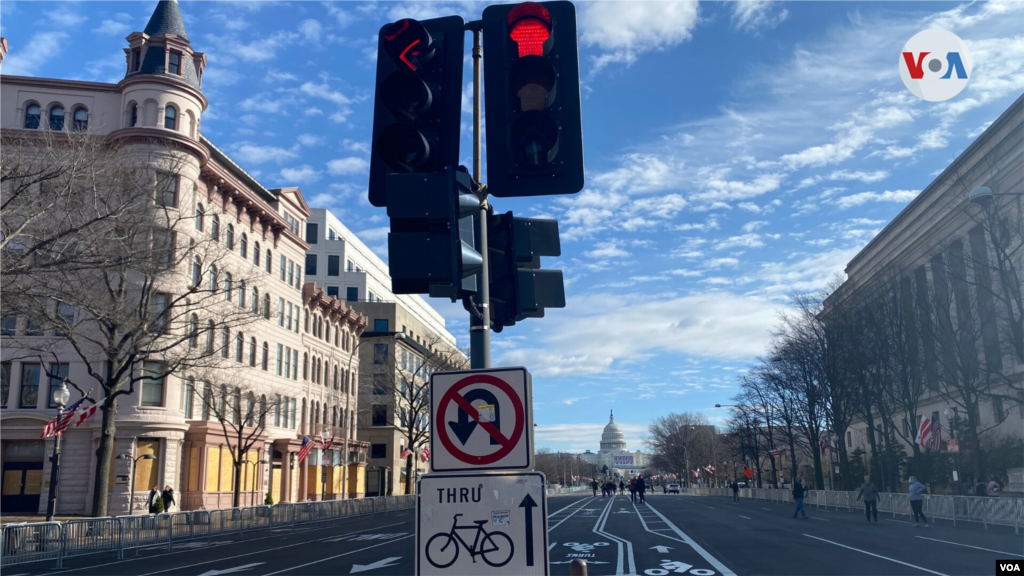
left=1, top=515, right=84, bottom=526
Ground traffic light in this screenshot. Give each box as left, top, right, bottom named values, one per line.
left=387, top=167, right=482, bottom=299
left=487, top=211, right=565, bottom=331
left=368, top=16, right=465, bottom=208
left=482, top=2, right=584, bottom=198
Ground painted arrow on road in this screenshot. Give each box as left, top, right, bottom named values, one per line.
left=651, top=545, right=673, bottom=553
left=551, top=561, right=610, bottom=565
left=350, top=557, right=401, bottom=573
left=197, top=563, right=264, bottom=576
left=520, top=493, right=538, bottom=567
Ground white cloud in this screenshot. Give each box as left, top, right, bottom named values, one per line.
left=48, top=11, right=86, bottom=28
left=741, top=220, right=769, bottom=233
left=298, top=19, right=322, bottom=43
left=579, top=1, right=700, bottom=73
left=357, top=227, right=389, bottom=243
left=279, top=165, right=322, bottom=184
left=702, top=257, right=739, bottom=269
left=827, top=169, right=889, bottom=183
left=326, top=157, right=369, bottom=176
left=2, top=32, right=69, bottom=76
left=297, top=134, right=326, bottom=147
left=239, top=93, right=296, bottom=115
left=835, top=189, right=919, bottom=210
left=714, top=234, right=765, bottom=250
left=300, top=81, right=355, bottom=122
left=230, top=143, right=298, bottom=165
left=92, top=19, right=130, bottom=35
left=731, top=1, right=789, bottom=32
left=585, top=240, right=630, bottom=260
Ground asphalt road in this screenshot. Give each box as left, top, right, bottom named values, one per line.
left=8, top=494, right=1022, bottom=576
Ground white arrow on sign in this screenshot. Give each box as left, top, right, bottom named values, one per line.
left=351, top=557, right=401, bottom=573
left=197, top=563, right=264, bottom=576
left=651, top=545, right=673, bottom=553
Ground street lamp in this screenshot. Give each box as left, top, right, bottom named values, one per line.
left=45, top=380, right=70, bottom=522
left=116, top=452, right=157, bottom=514
left=241, top=459, right=260, bottom=507
left=968, top=186, right=1024, bottom=204
left=944, top=406, right=962, bottom=494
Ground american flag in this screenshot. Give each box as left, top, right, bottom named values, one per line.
left=770, top=448, right=784, bottom=457
left=41, top=397, right=88, bottom=438
left=419, top=447, right=430, bottom=462
left=924, top=422, right=942, bottom=451
left=916, top=417, right=936, bottom=450
left=297, top=436, right=317, bottom=463
left=75, top=402, right=101, bottom=427
left=400, top=448, right=414, bottom=459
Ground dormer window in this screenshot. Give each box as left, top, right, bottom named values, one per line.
left=168, top=52, right=181, bottom=75
left=132, top=49, right=141, bottom=71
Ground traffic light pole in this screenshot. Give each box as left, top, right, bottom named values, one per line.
left=469, top=22, right=492, bottom=369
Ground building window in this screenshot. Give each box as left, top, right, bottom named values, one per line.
left=226, top=224, right=235, bottom=249
left=286, top=302, right=293, bottom=331
left=346, top=287, right=358, bottom=302
left=251, top=288, right=258, bottom=314
left=279, top=256, right=286, bottom=281
left=373, top=344, right=388, bottom=365
left=184, top=381, right=194, bottom=419
left=290, top=398, right=297, bottom=428
left=254, top=242, right=261, bottom=266
left=262, top=342, right=269, bottom=371
left=284, top=346, right=292, bottom=378
left=306, top=223, right=319, bottom=244
left=993, top=396, right=1005, bottom=424
left=211, top=215, right=220, bottom=241
left=224, top=272, right=233, bottom=302
left=266, top=250, right=272, bottom=273
left=373, top=374, right=386, bottom=395
left=370, top=444, right=386, bottom=459
left=240, top=233, right=248, bottom=260
left=156, top=174, right=179, bottom=208
left=195, top=203, right=204, bottom=231
left=347, top=260, right=354, bottom=272
left=141, top=362, right=164, bottom=407
left=168, top=51, right=181, bottom=75
left=374, top=319, right=388, bottom=332
left=372, top=405, right=387, bottom=426
left=49, top=106, right=65, bottom=131
left=47, top=364, right=69, bottom=409
left=328, top=255, right=340, bottom=276
left=327, top=286, right=339, bottom=298
left=188, top=314, right=199, bottom=348
left=150, top=293, right=169, bottom=333
left=278, top=298, right=284, bottom=326
left=208, top=266, right=218, bottom=294
left=305, top=254, right=317, bottom=276
left=277, top=344, right=284, bottom=376
left=2, top=316, right=16, bottom=336
left=221, top=327, right=230, bottom=358
left=72, top=107, right=88, bottom=131
left=132, top=48, right=141, bottom=71
left=191, top=256, right=202, bottom=287
left=164, top=106, right=176, bottom=130
left=263, top=294, right=271, bottom=320
left=19, top=364, right=41, bottom=408
left=368, top=292, right=375, bottom=303
left=292, top=349, right=298, bottom=379
left=238, top=280, right=246, bottom=308
left=57, top=303, right=75, bottom=328
left=235, top=333, right=244, bottom=362
left=288, top=261, right=294, bottom=286
left=24, top=104, right=40, bottom=129
left=131, top=103, right=138, bottom=127
left=206, top=320, right=215, bottom=352
left=249, top=338, right=257, bottom=367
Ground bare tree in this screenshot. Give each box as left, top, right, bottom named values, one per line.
left=648, top=412, right=710, bottom=486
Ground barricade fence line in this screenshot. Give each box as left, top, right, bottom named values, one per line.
left=680, top=486, right=1022, bottom=532
left=0, top=495, right=416, bottom=569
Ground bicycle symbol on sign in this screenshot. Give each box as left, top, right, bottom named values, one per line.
left=425, top=514, right=515, bottom=568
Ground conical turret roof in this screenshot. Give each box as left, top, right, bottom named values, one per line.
left=144, top=0, right=189, bottom=39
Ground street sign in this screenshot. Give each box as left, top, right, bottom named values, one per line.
left=947, top=439, right=959, bottom=453
left=416, top=472, right=549, bottom=576
left=430, top=367, right=533, bottom=472
left=743, top=468, right=753, bottom=479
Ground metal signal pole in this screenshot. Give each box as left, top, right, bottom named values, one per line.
left=469, top=23, right=491, bottom=369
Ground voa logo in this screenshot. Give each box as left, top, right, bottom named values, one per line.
left=998, top=559, right=1023, bottom=574
left=899, top=29, right=972, bottom=102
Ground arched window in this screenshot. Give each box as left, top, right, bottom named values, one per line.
left=195, top=203, right=204, bottom=231
left=235, top=332, right=244, bottom=362
left=249, top=338, right=257, bottom=367
left=333, top=407, right=338, bottom=427
left=254, top=242, right=261, bottom=266
left=25, top=104, right=41, bottom=129
left=303, top=353, right=309, bottom=380
left=211, top=215, right=220, bottom=241
left=164, top=106, right=177, bottom=130
left=262, top=342, right=269, bottom=371
left=130, top=103, right=139, bottom=127
left=263, top=294, right=271, bottom=319
left=226, top=224, right=235, bottom=249
left=232, top=388, right=242, bottom=425
left=265, top=250, right=272, bottom=273
left=221, top=327, right=230, bottom=358
left=240, top=233, right=248, bottom=259
left=325, top=323, right=331, bottom=343
left=251, top=288, right=259, bottom=313
left=224, top=272, right=233, bottom=301
left=188, top=314, right=199, bottom=348
left=259, top=395, right=267, bottom=427
left=238, top=280, right=246, bottom=308
left=304, top=310, right=310, bottom=333
left=191, top=255, right=202, bottom=286
left=72, top=107, right=88, bottom=131
left=208, top=265, right=218, bottom=293
left=49, top=106, right=65, bottom=131
left=333, top=366, right=339, bottom=390
left=206, top=320, right=215, bottom=352
left=314, top=358, right=319, bottom=384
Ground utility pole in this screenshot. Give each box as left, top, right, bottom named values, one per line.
left=469, top=23, right=491, bottom=369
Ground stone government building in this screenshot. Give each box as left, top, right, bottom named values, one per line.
left=579, top=411, right=650, bottom=476
left=0, top=0, right=372, bottom=515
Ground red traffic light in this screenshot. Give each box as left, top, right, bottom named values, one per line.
left=508, top=2, right=552, bottom=57
left=383, top=18, right=436, bottom=71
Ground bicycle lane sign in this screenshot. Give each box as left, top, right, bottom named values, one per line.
left=416, top=472, right=549, bottom=576
left=430, top=367, right=533, bottom=472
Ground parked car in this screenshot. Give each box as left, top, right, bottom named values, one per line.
left=665, top=483, right=680, bottom=494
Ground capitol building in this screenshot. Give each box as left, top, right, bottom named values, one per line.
left=579, top=411, right=649, bottom=475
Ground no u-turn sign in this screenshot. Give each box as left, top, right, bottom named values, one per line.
left=430, top=367, right=534, bottom=472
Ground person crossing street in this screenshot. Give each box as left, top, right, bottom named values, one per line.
left=792, top=479, right=808, bottom=519
left=908, top=476, right=929, bottom=527
left=856, top=475, right=879, bottom=522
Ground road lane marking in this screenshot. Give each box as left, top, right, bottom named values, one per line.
left=130, top=522, right=410, bottom=576
left=739, top=515, right=751, bottom=520
left=593, top=496, right=636, bottom=576
left=803, top=534, right=949, bottom=576
left=761, top=507, right=772, bottom=511
left=550, top=498, right=598, bottom=531
left=550, top=496, right=594, bottom=518
left=811, top=517, right=829, bottom=521
left=915, top=536, right=1024, bottom=557
left=261, top=535, right=413, bottom=576
left=642, top=501, right=737, bottom=576
left=549, top=541, right=558, bottom=551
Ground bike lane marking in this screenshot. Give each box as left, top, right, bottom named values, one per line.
left=642, top=500, right=737, bottom=576
left=549, top=496, right=594, bottom=519
left=261, top=535, right=414, bottom=576
left=550, top=497, right=597, bottom=531
left=592, top=496, right=635, bottom=576
left=803, top=534, right=949, bottom=576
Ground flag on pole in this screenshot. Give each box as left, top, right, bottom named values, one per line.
left=770, top=448, right=783, bottom=457
left=420, top=448, right=430, bottom=462
left=75, top=402, right=101, bottom=427
left=297, top=436, right=317, bottom=463
left=400, top=448, right=413, bottom=459
left=915, top=418, right=934, bottom=450
left=925, top=422, right=942, bottom=451
left=41, top=397, right=88, bottom=438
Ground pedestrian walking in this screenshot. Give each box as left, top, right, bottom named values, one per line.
left=987, top=477, right=1002, bottom=497
left=629, top=478, right=638, bottom=502
left=792, top=479, right=808, bottom=519
left=161, top=485, right=176, bottom=513
left=908, top=476, right=928, bottom=527
left=856, top=475, right=879, bottom=523
left=730, top=481, right=739, bottom=502
left=637, top=476, right=647, bottom=504
left=619, top=480, right=625, bottom=495
left=592, top=479, right=599, bottom=497
left=147, top=486, right=159, bottom=514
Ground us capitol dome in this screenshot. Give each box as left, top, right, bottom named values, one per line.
left=579, top=411, right=649, bottom=474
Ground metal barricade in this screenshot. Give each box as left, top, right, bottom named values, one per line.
left=271, top=503, right=294, bottom=527
left=1, top=522, right=62, bottom=568
left=117, top=514, right=170, bottom=558
left=292, top=502, right=313, bottom=525
left=169, top=511, right=194, bottom=543
left=63, top=517, right=120, bottom=562
left=191, top=509, right=212, bottom=540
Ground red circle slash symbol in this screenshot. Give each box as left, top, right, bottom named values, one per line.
left=437, top=375, right=525, bottom=466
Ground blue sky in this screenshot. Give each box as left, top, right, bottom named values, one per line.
left=3, top=1, right=1022, bottom=453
